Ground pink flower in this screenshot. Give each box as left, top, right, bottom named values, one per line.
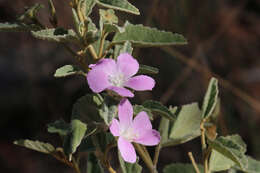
left=110, top=99, right=160, bottom=163
left=87, top=53, right=155, bottom=97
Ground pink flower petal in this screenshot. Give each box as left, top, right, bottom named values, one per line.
left=110, top=119, right=120, bottom=136
left=135, top=129, right=161, bottom=146
left=118, top=99, right=133, bottom=128
left=125, top=75, right=155, bottom=91
left=107, top=86, right=134, bottom=97
left=90, top=58, right=117, bottom=75
left=133, top=111, right=152, bottom=132
left=117, top=53, right=139, bottom=78
left=118, top=137, right=136, bottom=163
left=87, top=68, right=111, bottom=93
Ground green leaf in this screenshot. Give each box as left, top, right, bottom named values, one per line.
left=0, top=22, right=40, bottom=32
left=113, top=22, right=187, bottom=47
left=54, top=65, right=85, bottom=78
left=118, top=151, right=142, bottom=173
left=98, top=95, right=119, bottom=125
left=165, top=103, right=201, bottom=147
left=163, top=163, right=204, bottom=173
left=87, top=153, right=104, bottom=173
left=79, top=0, right=96, bottom=17
left=63, top=119, right=87, bottom=156
left=202, top=77, right=219, bottom=119
left=17, top=3, right=44, bottom=22
left=31, top=28, right=79, bottom=43
left=14, top=139, right=55, bottom=154
left=47, top=119, right=70, bottom=136
left=143, top=100, right=176, bottom=121
left=96, top=0, right=140, bottom=15
left=235, top=156, right=260, bottom=173
left=207, top=135, right=248, bottom=171
left=133, top=105, right=153, bottom=120
left=114, top=41, right=133, bottom=58
left=209, top=150, right=235, bottom=172
left=72, top=94, right=104, bottom=123
left=138, top=65, right=159, bottom=74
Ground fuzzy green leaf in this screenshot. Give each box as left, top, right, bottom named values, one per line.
left=209, top=150, right=235, bottom=172
left=80, top=0, right=96, bottom=17
left=133, top=105, right=153, bottom=120
left=163, top=163, right=204, bottom=173
left=31, top=28, right=79, bottom=43
left=54, top=65, right=85, bottom=78
left=72, top=94, right=104, bottom=123
left=165, top=103, right=201, bottom=147
left=63, top=119, right=87, bottom=155
left=96, top=0, right=140, bottom=15
left=114, top=41, right=133, bottom=58
left=98, top=95, right=119, bottom=125
left=17, top=3, right=44, bottom=22
left=14, top=139, right=55, bottom=154
left=202, top=77, right=219, bottom=119
left=0, top=22, right=40, bottom=32
left=143, top=100, right=176, bottom=121
left=207, top=135, right=248, bottom=171
left=113, top=22, right=187, bottom=47
left=235, top=156, right=260, bottom=173
left=118, top=151, right=142, bottom=173
left=47, top=119, right=70, bottom=136
left=138, top=65, right=159, bottom=74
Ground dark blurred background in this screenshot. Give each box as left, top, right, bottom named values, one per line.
left=0, top=0, right=260, bottom=172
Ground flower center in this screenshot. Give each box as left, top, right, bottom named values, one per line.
left=120, top=127, right=139, bottom=142
left=108, top=73, right=126, bottom=87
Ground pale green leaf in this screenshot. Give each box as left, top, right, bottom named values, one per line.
left=143, top=100, right=176, bottom=121
left=54, top=65, right=85, bottom=78
left=17, top=3, right=44, bottom=22
left=79, top=0, right=96, bottom=17
left=209, top=150, right=235, bottom=172
left=138, top=65, right=159, bottom=74
left=166, top=103, right=201, bottom=146
left=47, top=119, right=70, bottom=136
left=114, top=41, right=133, bottom=58
left=207, top=135, right=248, bottom=170
left=14, top=139, right=55, bottom=154
left=96, top=0, right=140, bottom=15
left=31, top=28, right=79, bottom=43
left=113, top=22, right=187, bottom=47
left=202, top=77, right=219, bottom=119
left=98, top=95, right=119, bottom=125
left=63, top=119, right=87, bottom=155
left=237, top=156, right=260, bottom=173
left=163, top=163, right=204, bottom=173
left=133, top=105, right=153, bottom=120
left=118, top=151, right=142, bottom=173
left=72, top=94, right=104, bottom=123
left=0, top=22, right=40, bottom=32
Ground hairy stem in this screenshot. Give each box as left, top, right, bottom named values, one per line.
left=134, top=143, right=157, bottom=173
left=188, top=152, right=201, bottom=173
left=98, top=31, right=108, bottom=58
left=72, top=157, right=81, bottom=173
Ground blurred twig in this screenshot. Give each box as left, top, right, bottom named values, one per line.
left=161, top=46, right=260, bottom=114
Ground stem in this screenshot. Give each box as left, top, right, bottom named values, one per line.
left=153, top=144, right=161, bottom=166
left=98, top=31, right=108, bottom=58
left=88, top=45, right=98, bottom=60
left=200, top=119, right=209, bottom=173
left=188, top=152, right=201, bottom=173
left=72, top=156, right=81, bottom=173
left=134, top=143, right=156, bottom=173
